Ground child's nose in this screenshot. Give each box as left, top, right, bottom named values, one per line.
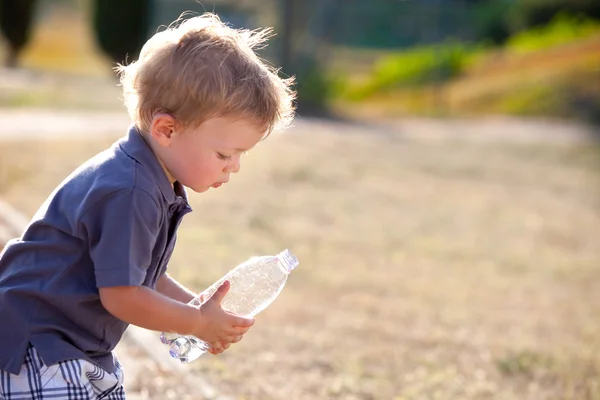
left=224, top=158, right=240, bottom=174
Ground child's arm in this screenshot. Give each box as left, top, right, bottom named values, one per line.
left=84, top=191, right=251, bottom=351
left=100, top=280, right=252, bottom=352
left=155, top=273, right=196, bottom=304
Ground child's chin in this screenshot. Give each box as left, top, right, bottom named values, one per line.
left=192, top=186, right=211, bottom=193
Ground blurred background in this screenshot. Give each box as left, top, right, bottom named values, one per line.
left=0, top=0, right=599, bottom=119
left=0, top=1, right=599, bottom=399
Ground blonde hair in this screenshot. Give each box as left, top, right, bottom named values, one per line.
left=116, top=13, right=296, bottom=135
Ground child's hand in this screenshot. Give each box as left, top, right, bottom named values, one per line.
left=192, top=280, right=254, bottom=353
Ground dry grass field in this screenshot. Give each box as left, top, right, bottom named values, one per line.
left=1, top=118, right=599, bottom=400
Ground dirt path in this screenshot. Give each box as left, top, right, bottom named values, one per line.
left=0, top=108, right=597, bottom=144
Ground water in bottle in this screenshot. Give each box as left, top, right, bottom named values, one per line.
left=161, top=249, right=299, bottom=363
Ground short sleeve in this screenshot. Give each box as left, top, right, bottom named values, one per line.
left=82, top=188, right=161, bottom=288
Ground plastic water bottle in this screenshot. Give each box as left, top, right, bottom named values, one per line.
left=160, top=249, right=299, bottom=363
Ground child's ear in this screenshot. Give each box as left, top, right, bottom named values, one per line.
left=150, top=114, right=176, bottom=146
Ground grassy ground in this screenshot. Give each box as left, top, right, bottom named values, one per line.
left=1, top=120, right=599, bottom=400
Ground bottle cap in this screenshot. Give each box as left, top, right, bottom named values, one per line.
left=277, top=249, right=299, bottom=273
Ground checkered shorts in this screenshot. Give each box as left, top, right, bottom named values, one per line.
left=0, top=345, right=125, bottom=399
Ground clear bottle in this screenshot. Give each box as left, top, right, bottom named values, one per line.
left=161, top=249, right=299, bottom=363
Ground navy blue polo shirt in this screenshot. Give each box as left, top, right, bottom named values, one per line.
left=0, top=126, right=191, bottom=375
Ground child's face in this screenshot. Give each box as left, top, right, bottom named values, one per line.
left=152, top=115, right=264, bottom=193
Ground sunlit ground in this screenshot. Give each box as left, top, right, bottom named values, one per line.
left=2, top=119, right=599, bottom=399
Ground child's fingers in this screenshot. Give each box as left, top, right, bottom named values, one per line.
left=209, top=341, right=225, bottom=354
left=231, top=326, right=250, bottom=335
left=208, top=280, right=231, bottom=305
left=224, top=332, right=244, bottom=342
left=230, top=316, right=254, bottom=328
left=209, top=342, right=231, bottom=355
left=231, top=335, right=243, bottom=344
left=223, top=326, right=249, bottom=339
left=226, top=323, right=249, bottom=340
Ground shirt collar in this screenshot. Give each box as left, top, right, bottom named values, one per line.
left=119, top=125, right=190, bottom=207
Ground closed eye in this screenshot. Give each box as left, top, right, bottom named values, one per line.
left=217, top=153, right=232, bottom=161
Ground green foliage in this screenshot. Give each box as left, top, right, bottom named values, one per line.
left=335, top=8, right=600, bottom=108
left=344, top=43, right=475, bottom=101
left=291, top=56, right=346, bottom=113
left=510, top=0, right=600, bottom=31
left=469, top=0, right=513, bottom=45
left=91, top=0, right=151, bottom=65
left=507, top=13, right=600, bottom=54
left=466, top=0, right=600, bottom=46
left=0, top=0, right=38, bottom=66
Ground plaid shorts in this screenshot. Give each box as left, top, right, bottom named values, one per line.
left=0, top=345, right=125, bottom=400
